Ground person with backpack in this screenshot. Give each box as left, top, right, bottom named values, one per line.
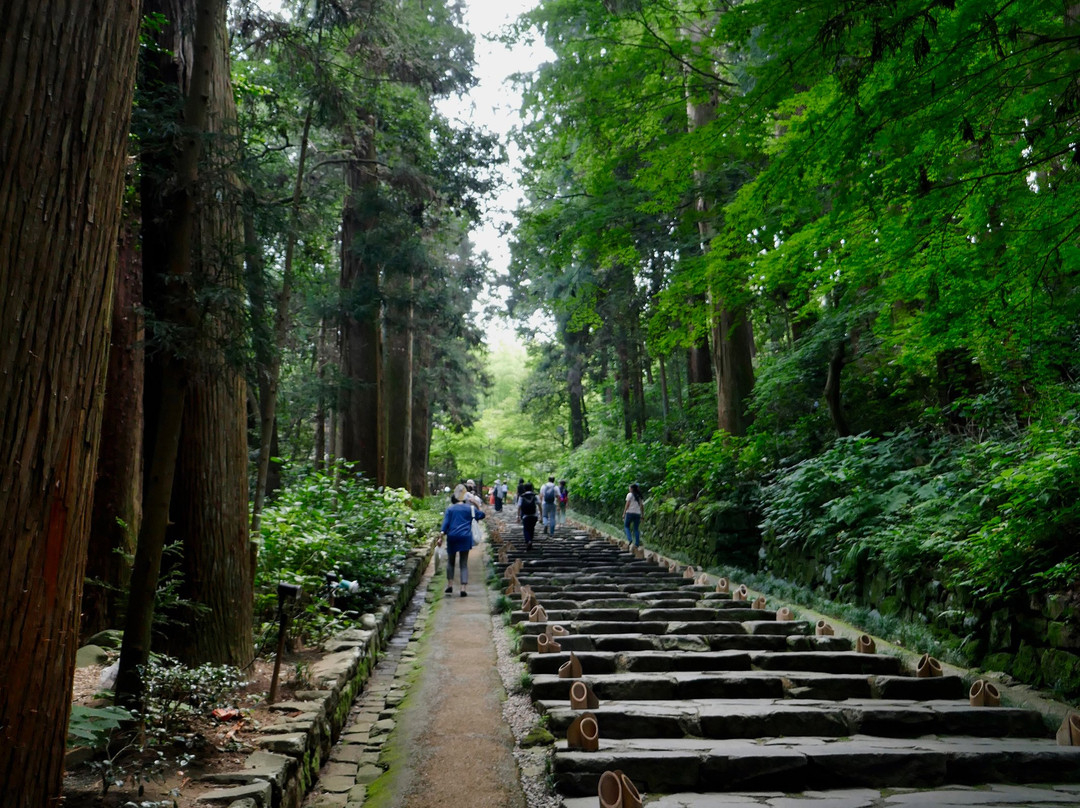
left=622, top=482, right=644, bottom=547
left=557, top=479, right=569, bottom=524
left=539, top=476, right=558, bottom=536
left=493, top=479, right=503, bottom=512
left=515, top=477, right=526, bottom=522
left=518, top=483, right=540, bottom=551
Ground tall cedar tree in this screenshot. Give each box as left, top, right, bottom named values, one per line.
left=0, top=1, right=141, bottom=804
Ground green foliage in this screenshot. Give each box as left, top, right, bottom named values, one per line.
left=429, top=337, right=565, bottom=483
left=67, top=705, right=132, bottom=750
left=257, top=463, right=418, bottom=639
left=950, top=424, right=1080, bottom=602
left=656, top=432, right=766, bottom=504
left=563, top=439, right=673, bottom=522
left=141, top=655, right=245, bottom=736
left=761, top=421, right=1080, bottom=608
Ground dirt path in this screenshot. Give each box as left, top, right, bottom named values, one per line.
left=365, top=541, right=527, bottom=808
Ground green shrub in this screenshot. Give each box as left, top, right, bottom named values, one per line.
left=761, top=423, right=1080, bottom=609
left=257, top=462, right=420, bottom=640
left=563, top=439, right=673, bottom=521
left=948, top=424, right=1080, bottom=603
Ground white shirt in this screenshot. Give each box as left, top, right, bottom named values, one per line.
left=625, top=492, right=642, bottom=515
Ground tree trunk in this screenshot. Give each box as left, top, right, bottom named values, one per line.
left=83, top=212, right=143, bottom=640
left=339, top=120, right=384, bottom=481
left=409, top=333, right=432, bottom=497
left=266, top=418, right=283, bottom=498
left=687, top=336, right=713, bottom=385
left=824, top=338, right=851, bottom=437
left=659, top=355, right=672, bottom=444
left=566, top=328, right=586, bottom=448
left=684, top=16, right=755, bottom=436
left=119, top=0, right=251, bottom=703
left=165, top=0, right=253, bottom=667
left=0, top=4, right=140, bottom=803
left=314, top=318, right=328, bottom=470
left=618, top=333, right=633, bottom=442
left=383, top=268, right=413, bottom=489
left=631, top=335, right=647, bottom=439
left=715, top=304, right=756, bottom=436
left=252, top=105, right=312, bottom=530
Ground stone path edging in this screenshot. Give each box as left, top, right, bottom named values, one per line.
left=195, top=542, right=435, bottom=808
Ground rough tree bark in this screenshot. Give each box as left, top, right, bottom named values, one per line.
left=118, top=0, right=252, bottom=705
left=383, top=268, right=414, bottom=489
left=409, top=332, right=433, bottom=497
left=0, top=2, right=140, bottom=804
left=683, top=16, right=755, bottom=436
left=339, top=120, right=384, bottom=481
left=565, top=327, right=587, bottom=448
left=164, top=0, right=253, bottom=667
left=618, top=330, right=633, bottom=442
left=83, top=213, right=143, bottom=640
left=315, top=318, right=329, bottom=471
left=825, top=338, right=851, bottom=438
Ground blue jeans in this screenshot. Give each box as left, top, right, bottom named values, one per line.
left=624, top=513, right=641, bottom=546
left=543, top=504, right=556, bottom=535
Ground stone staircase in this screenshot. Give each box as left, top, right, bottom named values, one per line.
left=491, top=517, right=1080, bottom=807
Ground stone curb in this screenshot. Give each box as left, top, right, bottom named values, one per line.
left=198, top=539, right=436, bottom=808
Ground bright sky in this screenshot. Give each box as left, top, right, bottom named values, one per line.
left=259, top=0, right=551, bottom=344
left=436, top=0, right=554, bottom=344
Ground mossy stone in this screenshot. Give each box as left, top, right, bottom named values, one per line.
left=75, top=645, right=109, bottom=668
left=1040, top=648, right=1080, bottom=696
left=85, top=629, right=123, bottom=650
left=981, top=652, right=1015, bottom=674
left=520, top=726, right=555, bottom=748
left=1012, top=642, right=1041, bottom=685
left=1047, top=621, right=1080, bottom=649
left=879, top=596, right=903, bottom=617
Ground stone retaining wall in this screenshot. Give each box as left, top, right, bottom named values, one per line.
left=575, top=492, right=1080, bottom=700
left=196, top=542, right=433, bottom=808
left=759, top=534, right=1080, bottom=698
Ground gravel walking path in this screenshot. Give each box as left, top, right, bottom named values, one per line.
left=303, top=513, right=564, bottom=808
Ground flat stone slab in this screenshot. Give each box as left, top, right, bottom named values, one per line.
left=563, top=784, right=1080, bottom=808
left=200, top=750, right=296, bottom=792
left=540, top=699, right=1048, bottom=740
left=194, top=780, right=272, bottom=806
left=552, top=736, right=1080, bottom=795
left=534, top=671, right=788, bottom=701
left=750, top=651, right=904, bottom=675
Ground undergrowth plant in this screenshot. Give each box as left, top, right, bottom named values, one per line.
left=256, top=461, right=420, bottom=644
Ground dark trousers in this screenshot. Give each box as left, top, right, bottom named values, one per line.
left=523, top=516, right=538, bottom=546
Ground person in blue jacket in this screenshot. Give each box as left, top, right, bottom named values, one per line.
left=439, top=483, right=484, bottom=597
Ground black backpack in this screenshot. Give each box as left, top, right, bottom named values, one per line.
left=520, top=492, right=537, bottom=515
left=543, top=484, right=556, bottom=504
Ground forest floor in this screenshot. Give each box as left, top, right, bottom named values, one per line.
left=64, top=650, right=321, bottom=807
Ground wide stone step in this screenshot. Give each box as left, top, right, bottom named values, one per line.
left=561, top=784, right=1080, bottom=808
left=521, top=631, right=838, bottom=654
left=530, top=671, right=965, bottom=701
left=538, top=698, right=1048, bottom=740
left=525, top=632, right=853, bottom=658
left=749, top=651, right=905, bottom=675
left=551, top=735, right=1080, bottom=795
left=519, top=619, right=806, bottom=636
